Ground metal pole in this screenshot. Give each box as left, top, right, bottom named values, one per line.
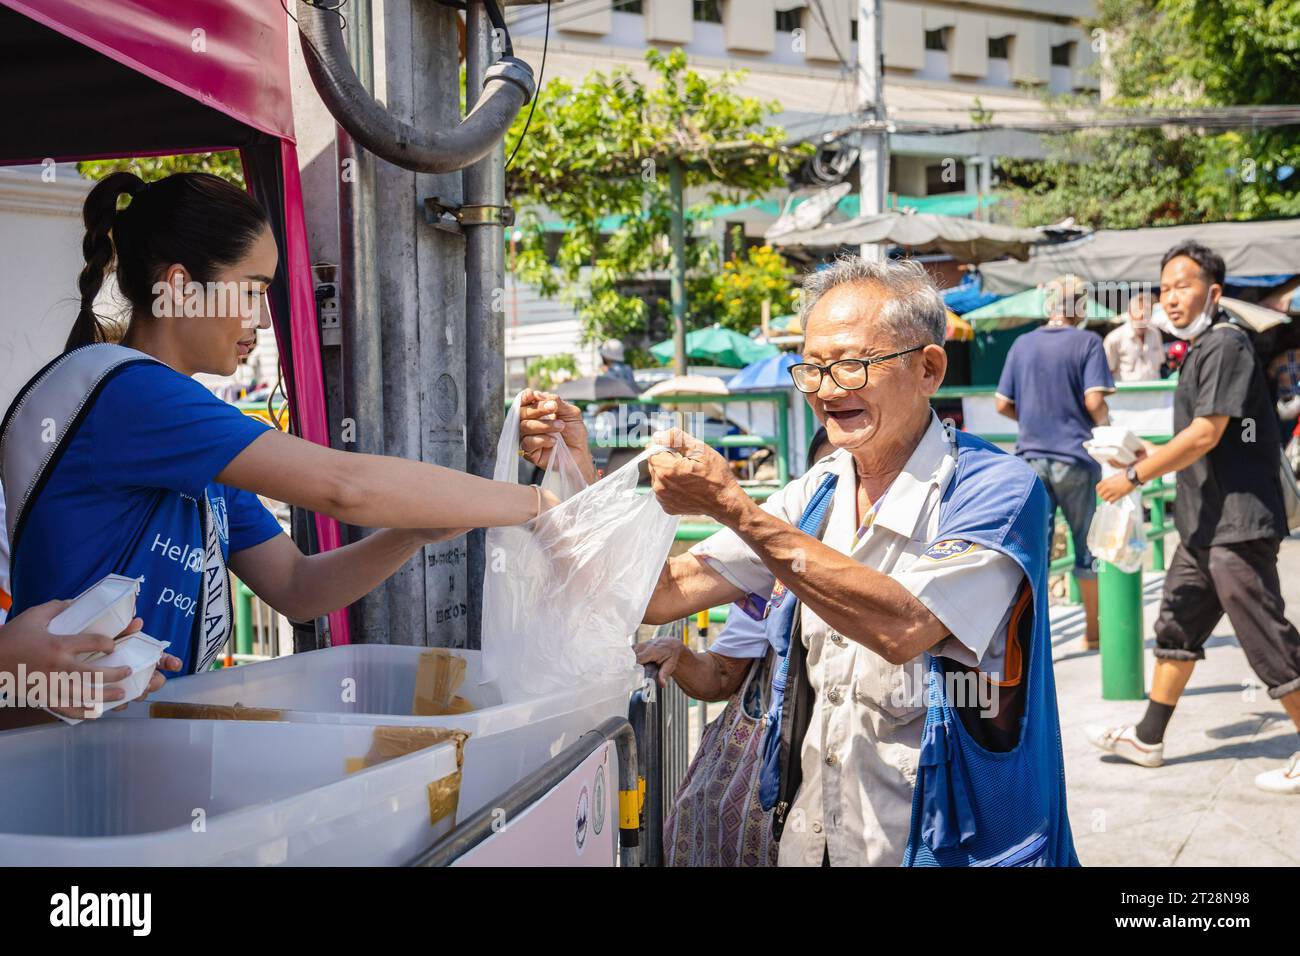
left=1149, top=479, right=1166, bottom=571
left=856, top=0, right=887, bottom=263
left=669, top=156, right=688, bottom=376
left=1099, top=560, right=1145, bottom=699
left=463, top=0, right=508, bottom=651
left=337, top=0, right=388, bottom=643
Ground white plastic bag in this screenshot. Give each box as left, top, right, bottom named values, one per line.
left=1087, top=490, right=1146, bottom=573
left=480, top=392, right=680, bottom=701
left=1083, top=426, right=1148, bottom=573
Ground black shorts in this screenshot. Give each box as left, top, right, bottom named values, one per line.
left=1154, top=539, right=1300, bottom=699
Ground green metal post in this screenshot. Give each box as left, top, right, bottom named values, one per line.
left=775, top=391, right=789, bottom=486
left=1149, top=478, right=1166, bottom=572
left=668, top=156, right=688, bottom=377
left=1098, top=560, right=1145, bottom=699
left=235, top=581, right=254, bottom=657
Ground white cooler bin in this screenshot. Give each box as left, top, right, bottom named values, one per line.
left=124, top=645, right=639, bottom=822
left=0, top=718, right=460, bottom=866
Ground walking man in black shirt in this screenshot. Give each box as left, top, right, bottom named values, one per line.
left=1086, top=241, right=1300, bottom=795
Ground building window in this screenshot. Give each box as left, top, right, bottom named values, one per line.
left=775, top=8, right=801, bottom=33
left=925, top=161, right=966, bottom=195
left=924, top=28, right=948, bottom=52
left=693, top=0, right=722, bottom=23
left=988, top=35, right=1010, bottom=60
left=851, top=18, right=858, bottom=42
left=1051, top=42, right=1074, bottom=67
left=621, top=0, right=644, bottom=12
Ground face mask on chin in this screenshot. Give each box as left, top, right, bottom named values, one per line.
left=1151, top=299, right=1216, bottom=341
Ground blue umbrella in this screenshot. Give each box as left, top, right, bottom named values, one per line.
left=727, top=352, right=802, bottom=391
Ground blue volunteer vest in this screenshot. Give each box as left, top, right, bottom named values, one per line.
left=903, top=431, right=1079, bottom=866
left=754, top=432, right=1079, bottom=866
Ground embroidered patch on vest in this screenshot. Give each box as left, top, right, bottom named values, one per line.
left=922, top=538, right=976, bottom=561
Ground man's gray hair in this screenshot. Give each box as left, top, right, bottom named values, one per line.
left=799, top=257, right=947, bottom=346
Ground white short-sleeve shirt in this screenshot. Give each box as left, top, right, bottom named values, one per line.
left=690, top=413, right=1024, bottom=867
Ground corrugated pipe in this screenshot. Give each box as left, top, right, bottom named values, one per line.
left=296, top=0, right=536, bottom=173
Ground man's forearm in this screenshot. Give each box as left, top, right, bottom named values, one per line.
left=667, top=649, right=739, bottom=701
left=1135, top=418, right=1223, bottom=483
left=726, top=499, right=945, bottom=664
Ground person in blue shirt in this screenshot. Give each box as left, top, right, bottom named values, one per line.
left=2, top=172, right=578, bottom=696
left=995, top=275, right=1115, bottom=650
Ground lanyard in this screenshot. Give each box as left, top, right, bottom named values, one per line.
left=852, top=484, right=891, bottom=549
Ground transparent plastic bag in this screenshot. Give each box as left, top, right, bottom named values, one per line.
left=1087, top=486, right=1146, bottom=574
left=480, top=392, right=680, bottom=701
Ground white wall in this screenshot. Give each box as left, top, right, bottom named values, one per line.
left=0, top=166, right=93, bottom=417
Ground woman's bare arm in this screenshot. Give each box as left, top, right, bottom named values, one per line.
left=217, top=430, right=547, bottom=530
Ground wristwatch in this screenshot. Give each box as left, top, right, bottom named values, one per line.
left=1125, top=464, right=1141, bottom=486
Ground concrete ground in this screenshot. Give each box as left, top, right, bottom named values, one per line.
left=1053, top=534, right=1300, bottom=867
left=684, top=535, right=1300, bottom=867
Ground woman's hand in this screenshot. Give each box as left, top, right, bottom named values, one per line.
left=125, top=651, right=184, bottom=710
left=0, top=601, right=136, bottom=718
left=518, top=389, right=596, bottom=483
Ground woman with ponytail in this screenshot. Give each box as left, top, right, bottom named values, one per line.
left=0, top=172, right=583, bottom=696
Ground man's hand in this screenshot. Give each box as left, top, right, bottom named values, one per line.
left=1097, top=472, right=1136, bottom=503
left=518, top=389, right=595, bottom=483
left=647, top=428, right=748, bottom=524
left=634, top=638, right=689, bottom=687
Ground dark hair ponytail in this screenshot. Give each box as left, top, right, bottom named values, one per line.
left=67, top=170, right=271, bottom=351
left=68, top=171, right=147, bottom=349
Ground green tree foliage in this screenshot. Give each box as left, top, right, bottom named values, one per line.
left=78, top=151, right=245, bottom=187
left=696, top=230, right=799, bottom=334
left=506, top=49, right=809, bottom=344
left=998, top=0, right=1300, bottom=228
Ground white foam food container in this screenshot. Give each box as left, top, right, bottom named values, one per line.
left=118, top=644, right=638, bottom=822
left=0, top=717, right=461, bottom=865
left=97, top=633, right=171, bottom=702
left=45, top=633, right=169, bottom=726
left=47, top=574, right=141, bottom=644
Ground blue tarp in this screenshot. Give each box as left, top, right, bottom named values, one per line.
left=943, top=273, right=1002, bottom=316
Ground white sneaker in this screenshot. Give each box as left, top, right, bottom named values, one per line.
left=1084, top=723, right=1165, bottom=768
left=1254, top=753, right=1300, bottom=795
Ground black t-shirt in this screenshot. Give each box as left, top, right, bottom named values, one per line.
left=1173, top=318, right=1287, bottom=547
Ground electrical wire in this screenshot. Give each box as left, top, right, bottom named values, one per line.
left=280, top=0, right=348, bottom=30
left=505, top=0, right=550, bottom=171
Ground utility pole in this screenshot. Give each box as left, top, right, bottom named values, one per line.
left=372, top=0, right=469, bottom=646
left=856, top=0, right=888, bottom=262
left=668, top=155, right=688, bottom=376
left=463, top=0, right=507, bottom=651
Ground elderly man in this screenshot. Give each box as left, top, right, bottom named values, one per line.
left=521, top=258, right=1078, bottom=867
left=1104, top=290, right=1164, bottom=382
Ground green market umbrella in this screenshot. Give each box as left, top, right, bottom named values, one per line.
left=961, top=286, right=1116, bottom=332
left=651, top=326, right=780, bottom=369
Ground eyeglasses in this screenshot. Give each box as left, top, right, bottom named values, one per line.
left=788, top=345, right=926, bottom=393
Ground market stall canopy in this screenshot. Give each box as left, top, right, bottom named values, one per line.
left=980, top=217, right=1300, bottom=295
left=1218, top=297, right=1291, bottom=333
left=650, top=326, right=780, bottom=369
left=945, top=310, right=974, bottom=342
left=727, top=352, right=802, bottom=391
left=961, top=286, right=1116, bottom=331
left=0, top=0, right=293, bottom=162
left=767, top=211, right=1045, bottom=264
left=553, top=374, right=640, bottom=401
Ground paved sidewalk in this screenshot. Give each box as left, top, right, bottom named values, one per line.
left=1052, top=536, right=1300, bottom=867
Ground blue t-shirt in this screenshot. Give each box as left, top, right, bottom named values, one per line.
left=995, top=325, right=1114, bottom=475
left=9, top=361, right=283, bottom=674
